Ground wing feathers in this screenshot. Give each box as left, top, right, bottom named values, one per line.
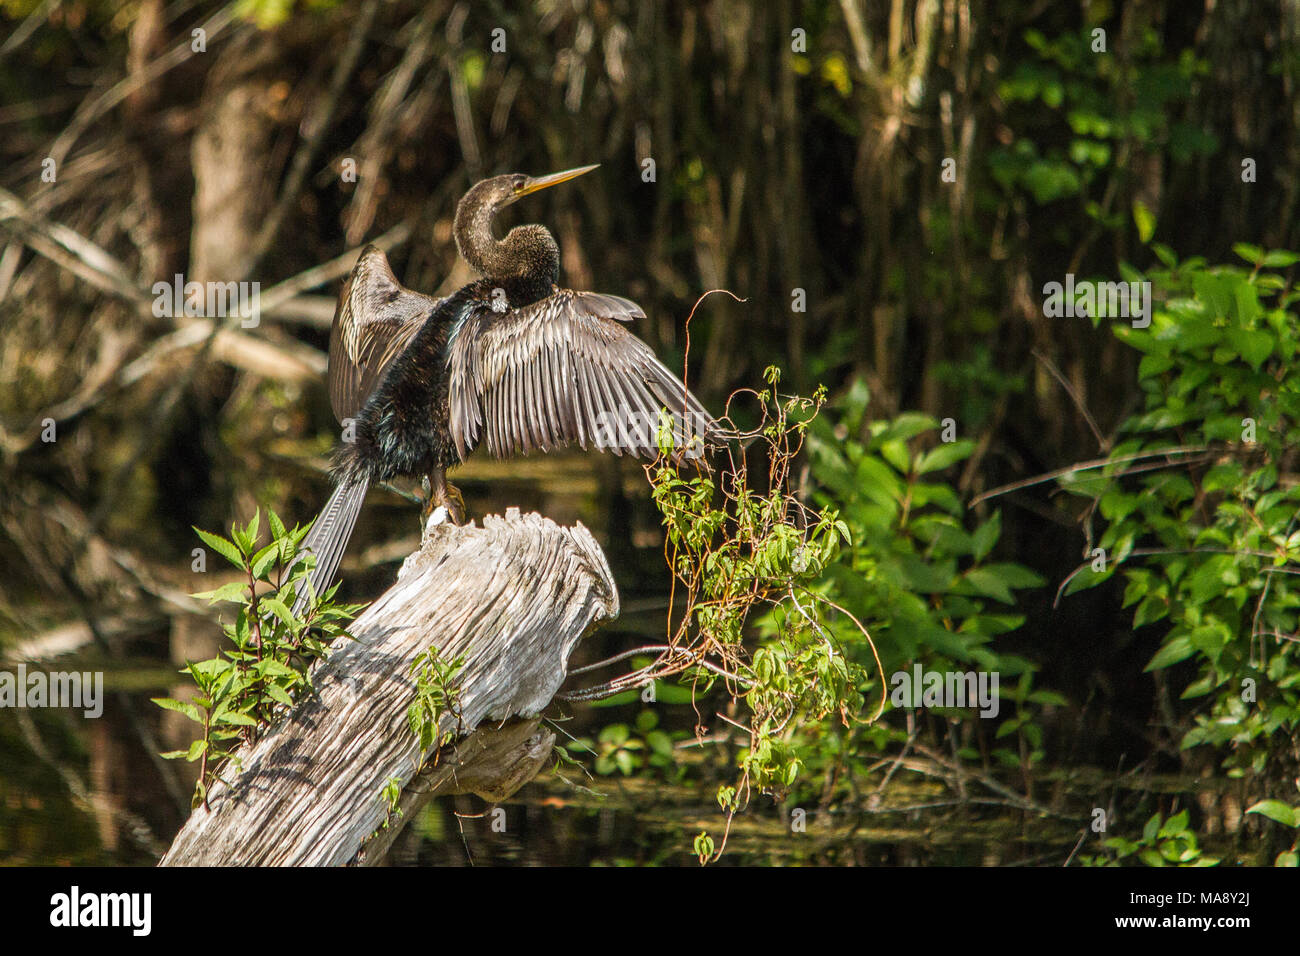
left=448, top=288, right=721, bottom=461
left=327, top=245, right=442, bottom=423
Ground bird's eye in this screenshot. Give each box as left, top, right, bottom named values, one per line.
left=512, top=176, right=526, bottom=191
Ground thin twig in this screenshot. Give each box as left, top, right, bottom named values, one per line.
left=0, top=0, right=62, bottom=59
left=969, top=445, right=1210, bottom=507
left=1031, top=347, right=1107, bottom=452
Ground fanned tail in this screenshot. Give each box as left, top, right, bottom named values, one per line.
left=290, top=475, right=370, bottom=618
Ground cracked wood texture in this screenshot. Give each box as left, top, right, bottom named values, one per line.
left=160, top=508, right=618, bottom=866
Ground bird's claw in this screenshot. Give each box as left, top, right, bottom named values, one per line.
left=445, top=484, right=467, bottom=525
left=420, top=479, right=467, bottom=529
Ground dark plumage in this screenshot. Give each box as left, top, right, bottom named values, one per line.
left=292, top=166, right=722, bottom=614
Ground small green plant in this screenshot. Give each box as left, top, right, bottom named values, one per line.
left=406, top=648, right=465, bottom=765
left=561, top=368, right=877, bottom=861
left=658, top=370, right=880, bottom=841
left=1081, top=810, right=1219, bottom=867
left=566, top=710, right=681, bottom=777
left=153, top=509, right=363, bottom=808
left=379, top=776, right=404, bottom=830
left=693, top=831, right=715, bottom=866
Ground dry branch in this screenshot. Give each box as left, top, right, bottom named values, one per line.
left=160, top=508, right=619, bottom=866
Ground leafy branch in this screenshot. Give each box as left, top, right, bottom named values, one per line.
left=153, top=509, right=364, bottom=808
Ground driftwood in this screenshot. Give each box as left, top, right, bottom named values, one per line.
left=160, top=508, right=618, bottom=866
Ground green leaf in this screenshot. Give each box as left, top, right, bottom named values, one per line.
left=260, top=596, right=296, bottom=627
left=1152, top=244, right=1178, bottom=268
left=1138, top=353, right=1175, bottom=379
left=1232, top=242, right=1264, bottom=265
left=1261, top=250, right=1300, bottom=268
left=250, top=542, right=280, bottom=580
left=980, top=562, right=1045, bottom=589
left=971, top=512, right=1001, bottom=562
left=194, top=528, right=245, bottom=569
left=1142, top=813, right=1162, bottom=842
left=1246, top=800, right=1299, bottom=828
left=1146, top=635, right=1196, bottom=672
left=915, top=440, right=976, bottom=474
left=614, top=749, right=635, bottom=776
left=1133, top=593, right=1168, bottom=629
left=192, top=581, right=250, bottom=604
left=876, top=413, right=939, bottom=442
left=215, top=710, right=258, bottom=727
left=1226, top=327, right=1273, bottom=370
left=854, top=456, right=905, bottom=507
left=1158, top=809, right=1190, bottom=837
left=879, top=439, right=911, bottom=474
left=1063, top=565, right=1113, bottom=596
left=1132, top=199, right=1156, bottom=243
left=962, top=567, right=1014, bottom=604
left=152, top=697, right=202, bottom=723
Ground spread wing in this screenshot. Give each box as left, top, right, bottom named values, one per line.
left=447, top=288, right=721, bottom=460
left=327, top=245, right=443, bottom=423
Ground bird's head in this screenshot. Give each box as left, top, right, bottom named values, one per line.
left=469, top=165, right=599, bottom=214
left=454, top=165, right=598, bottom=281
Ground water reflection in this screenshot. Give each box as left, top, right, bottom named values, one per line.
left=0, top=454, right=1246, bottom=867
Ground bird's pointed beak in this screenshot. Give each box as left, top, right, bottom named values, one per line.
left=516, top=164, right=599, bottom=200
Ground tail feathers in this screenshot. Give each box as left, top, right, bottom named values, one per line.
left=291, top=476, right=370, bottom=618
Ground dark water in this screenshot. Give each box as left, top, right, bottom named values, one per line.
left=0, top=688, right=1086, bottom=867
left=0, top=664, right=1265, bottom=867
left=0, top=454, right=1266, bottom=866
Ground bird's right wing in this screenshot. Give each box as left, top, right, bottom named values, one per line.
left=446, top=288, right=722, bottom=460
left=327, top=245, right=443, bottom=423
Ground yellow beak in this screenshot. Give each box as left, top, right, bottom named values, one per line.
left=516, top=164, right=599, bottom=199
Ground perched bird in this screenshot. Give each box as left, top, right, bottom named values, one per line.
left=292, top=165, right=721, bottom=614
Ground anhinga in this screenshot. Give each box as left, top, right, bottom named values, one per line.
left=292, top=165, right=720, bottom=614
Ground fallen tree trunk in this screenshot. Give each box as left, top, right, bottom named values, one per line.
left=160, top=508, right=618, bottom=866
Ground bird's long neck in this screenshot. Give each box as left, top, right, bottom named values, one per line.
left=454, top=195, right=513, bottom=277
left=454, top=198, right=559, bottom=306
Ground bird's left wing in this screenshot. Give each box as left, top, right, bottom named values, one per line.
left=447, top=288, right=721, bottom=460
left=327, top=245, right=444, bottom=423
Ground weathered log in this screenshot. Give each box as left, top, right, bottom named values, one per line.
left=160, top=508, right=618, bottom=866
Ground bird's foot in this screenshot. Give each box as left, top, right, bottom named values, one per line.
left=444, top=483, right=467, bottom=525
left=420, top=478, right=467, bottom=529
